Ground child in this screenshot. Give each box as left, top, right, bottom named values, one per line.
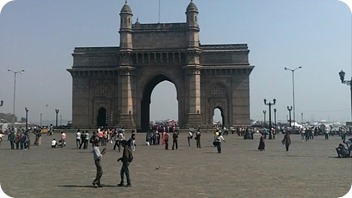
left=51, top=138, right=57, bottom=148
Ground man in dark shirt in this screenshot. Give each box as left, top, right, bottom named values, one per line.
left=172, top=131, right=179, bottom=150
left=117, top=140, right=133, bottom=187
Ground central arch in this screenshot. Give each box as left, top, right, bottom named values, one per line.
left=141, top=74, right=177, bottom=131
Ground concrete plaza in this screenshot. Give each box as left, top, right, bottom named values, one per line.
left=0, top=131, right=351, bottom=198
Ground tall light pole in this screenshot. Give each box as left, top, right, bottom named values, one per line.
left=264, top=99, right=276, bottom=139
left=25, top=107, right=28, bottom=131
left=40, top=112, right=42, bottom=127
left=7, top=69, right=25, bottom=126
left=284, top=66, right=302, bottom=132
left=339, top=70, right=352, bottom=123
left=55, top=109, right=59, bottom=127
left=287, top=106, right=292, bottom=128
left=263, top=110, right=266, bottom=126
left=274, top=108, right=277, bottom=128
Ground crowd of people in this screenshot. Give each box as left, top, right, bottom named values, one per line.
left=1, top=123, right=351, bottom=189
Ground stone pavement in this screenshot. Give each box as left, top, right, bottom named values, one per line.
left=0, top=131, right=351, bottom=198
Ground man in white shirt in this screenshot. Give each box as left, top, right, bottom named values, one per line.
left=76, top=130, right=81, bottom=149
left=215, top=133, right=225, bottom=153
left=92, top=140, right=106, bottom=188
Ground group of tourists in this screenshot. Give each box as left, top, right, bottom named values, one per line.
left=4, top=127, right=33, bottom=150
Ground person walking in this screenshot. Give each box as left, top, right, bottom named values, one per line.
left=76, top=129, right=81, bottom=149
left=195, top=129, right=201, bottom=148
left=172, top=131, right=179, bottom=150
left=258, top=132, right=265, bottom=151
left=164, top=132, right=169, bottom=150
left=84, top=131, right=90, bottom=149
left=79, top=131, right=86, bottom=149
left=60, top=131, right=66, bottom=148
left=282, top=131, right=291, bottom=151
left=214, top=132, right=225, bottom=153
left=187, top=129, right=193, bottom=146
left=127, top=131, right=136, bottom=151
left=117, top=140, right=133, bottom=187
left=8, top=131, right=15, bottom=149
left=92, top=140, right=106, bottom=188
left=115, top=131, right=125, bottom=152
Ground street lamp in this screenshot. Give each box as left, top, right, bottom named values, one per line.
left=274, top=108, right=277, bottom=128
left=55, top=109, right=59, bottom=127
left=284, top=66, right=302, bottom=132
left=25, top=107, right=28, bottom=131
left=7, top=69, right=25, bottom=126
left=263, top=110, right=267, bottom=126
left=287, top=106, right=292, bottom=128
left=339, top=69, right=352, bottom=122
left=40, top=112, right=42, bottom=127
left=264, top=99, right=276, bottom=139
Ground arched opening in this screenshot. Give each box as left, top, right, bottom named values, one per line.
left=97, top=107, right=107, bottom=127
left=213, top=107, right=224, bottom=128
left=141, top=75, right=178, bottom=131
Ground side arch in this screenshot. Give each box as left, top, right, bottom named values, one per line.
left=97, top=107, right=107, bottom=127
left=206, top=82, right=230, bottom=127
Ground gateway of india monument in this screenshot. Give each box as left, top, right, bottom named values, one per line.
left=67, top=0, right=254, bottom=131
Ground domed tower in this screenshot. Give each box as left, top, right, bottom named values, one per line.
left=184, top=0, right=202, bottom=128
left=118, top=1, right=135, bottom=129
left=186, top=0, right=199, bottom=49
left=119, top=1, right=133, bottom=50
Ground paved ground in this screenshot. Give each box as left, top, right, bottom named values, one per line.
left=0, top=130, right=351, bottom=198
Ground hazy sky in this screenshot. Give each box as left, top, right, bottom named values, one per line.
left=0, top=0, right=351, bottom=125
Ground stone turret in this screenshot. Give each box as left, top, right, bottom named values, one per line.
left=119, top=1, right=133, bottom=50
left=186, top=0, right=199, bottom=49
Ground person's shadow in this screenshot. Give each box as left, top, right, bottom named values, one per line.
left=59, top=184, right=116, bottom=188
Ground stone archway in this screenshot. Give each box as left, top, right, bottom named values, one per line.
left=97, top=107, right=107, bottom=127
left=68, top=1, right=253, bottom=129
left=140, top=74, right=177, bottom=131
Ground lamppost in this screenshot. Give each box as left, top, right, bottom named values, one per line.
left=284, top=66, right=302, bottom=132
left=7, top=69, right=25, bottom=126
left=55, top=109, right=59, bottom=127
left=264, top=99, right=276, bottom=139
left=263, top=110, right=266, bottom=126
left=287, top=106, right=292, bottom=128
left=40, top=112, right=42, bottom=127
left=25, top=107, right=28, bottom=131
left=274, top=108, right=277, bottom=128
left=339, top=70, right=352, bottom=122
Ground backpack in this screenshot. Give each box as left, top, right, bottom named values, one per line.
left=173, top=132, right=178, bottom=139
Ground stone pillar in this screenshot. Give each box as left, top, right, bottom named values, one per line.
left=118, top=66, right=135, bottom=129
left=185, top=67, right=202, bottom=128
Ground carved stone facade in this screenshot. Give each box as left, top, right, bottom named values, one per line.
left=67, top=1, right=254, bottom=130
